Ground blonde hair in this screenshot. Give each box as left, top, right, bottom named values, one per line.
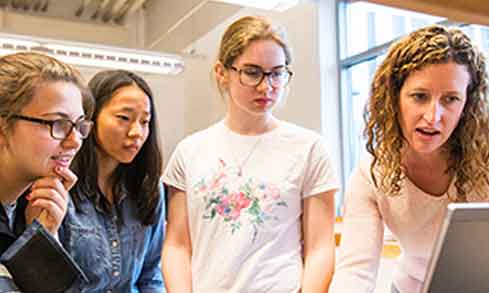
left=364, top=25, right=489, bottom=202
left=215, top=15, right=292, bottom=95
left=0, top=52, right=93, bottom=129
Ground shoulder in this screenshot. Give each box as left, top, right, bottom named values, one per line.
left=277, top=121, right=322, bottom=140
left=273, top=121, right=326, bottom=150
left=348, top=155, right=379, bottom=193
left=174, top=121, right=224, bottom=151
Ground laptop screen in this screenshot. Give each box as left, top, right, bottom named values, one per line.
left=422, top=203, right=489, bottom=293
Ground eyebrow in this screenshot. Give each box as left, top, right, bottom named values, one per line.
left=240, top=63, right=286, bottom=70
left=40, top=112, right=86, bottom=120
left=409, top=88, right=464, bottom=95
left=117, top=107, right=151, bottom=116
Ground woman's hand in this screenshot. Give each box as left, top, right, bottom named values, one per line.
left=25, top=166, right=77, bottom=236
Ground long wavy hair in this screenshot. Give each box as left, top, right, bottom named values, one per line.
left=71, top=70, right=163, bottom=225
left=364, top=25, right=489, bottom=202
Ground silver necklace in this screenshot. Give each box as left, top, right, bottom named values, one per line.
left=232, top=136, right=263, bottom=177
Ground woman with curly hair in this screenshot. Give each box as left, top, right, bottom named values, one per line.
left=329, top=25, right=489, bottom=293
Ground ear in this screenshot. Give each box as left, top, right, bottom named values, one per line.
left=214, top=62, right=228, bottom=88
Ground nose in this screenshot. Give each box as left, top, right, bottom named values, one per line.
left=256, top=74, right=274, bottom=93
left=61, top=127, right=82, bottom=151
left=128, top=122, right=144, bottom=138
left=423, top=100, right=443, bottom=124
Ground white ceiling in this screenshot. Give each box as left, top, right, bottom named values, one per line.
left=0, top=0, right=242, bottom=53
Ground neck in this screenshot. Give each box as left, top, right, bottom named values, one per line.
left=402, top=147, right=448, bottom=172
left=0, top=156, right=33, bottom=204
left=224, top=113, right=279, bottom=135
left=96, top=149, right=118, bottom=204
left=401, top=147, right=452, bottom=196
left=402, top=149, right=449, bottom=178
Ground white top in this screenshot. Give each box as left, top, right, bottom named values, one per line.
left=163, top=120, right=340, bottom=293
left=329, top=157, right=486, bottom=293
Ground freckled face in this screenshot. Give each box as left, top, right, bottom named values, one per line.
left=398, top=62, right=470, bottom=156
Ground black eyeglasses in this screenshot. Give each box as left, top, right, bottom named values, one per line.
left=229, top=65, right=292, bottom=88
left=11, top=114, right=93, bottom=140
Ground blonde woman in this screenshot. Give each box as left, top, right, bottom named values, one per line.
left=0, top=52, right=93, bottom=292
left=163, top=16, right=339, bottom=292
left=330, top=25, right=489, bottom=293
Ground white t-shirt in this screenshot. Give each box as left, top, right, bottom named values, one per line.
left=329, top=157, right=487, bottom=293
left=163, top=120, right=340, bottom=293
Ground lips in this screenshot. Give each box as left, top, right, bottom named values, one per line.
left=254, top=98, right=274, bottom=105
left=416, top=128, right=441, bottom=136
left=124, top=144, right=141, bottom=153
left=51, top=154, right=75, bottom=167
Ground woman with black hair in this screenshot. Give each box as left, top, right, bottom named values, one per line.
left=61, top=70, right=165, bottom=292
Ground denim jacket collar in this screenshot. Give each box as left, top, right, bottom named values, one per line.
left=87, top=186, right=129, bottom=215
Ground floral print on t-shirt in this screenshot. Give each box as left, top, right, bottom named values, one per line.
left=193, top=158, right=288, bottom=242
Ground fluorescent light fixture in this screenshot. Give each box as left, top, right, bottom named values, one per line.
left=213, top=0, right=299, bottom=11
left=0, top=33, right=184, bottom=75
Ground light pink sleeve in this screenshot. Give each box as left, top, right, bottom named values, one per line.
left=329, top=160, right=384, bottom=293
left=301, top=138, right=341, bottom=198
left=162, top=142, right=187, bottom=191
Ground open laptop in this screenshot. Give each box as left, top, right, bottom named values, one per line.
left=422, top=202, right=489, bottom=293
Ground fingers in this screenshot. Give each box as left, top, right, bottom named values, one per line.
left=27, top=187, right=66, bottom=216
left=53, top=166, right=78, bottom=191
left=26, top=167, right=77, bottom=234
left=28, top=197, right=65, bottom=226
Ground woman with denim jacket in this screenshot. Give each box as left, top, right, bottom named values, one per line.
left=60, top=69, right=165, bottom=292
left=0, top=52, right=94, bottom=292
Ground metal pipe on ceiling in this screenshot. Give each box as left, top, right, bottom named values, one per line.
left=92, top=0, right=110, bottom=19
left=113, top=0, right=146, bottom=24
left=32, top=0, right=42, bottom=11
left=76, top=0, right=93, bottom=17
left=126, top=0, right=145, bottom=15
left=103, top=0, right=127, bottom=22
left=41, top=0, right=48, bottom=12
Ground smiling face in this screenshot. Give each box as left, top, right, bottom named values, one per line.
left=398, top=61, right=470, bottom=157
left=94, top=84, right=151, bottom=169
left=217, top=39, right=288, bottom=119
left=1, top=81, right=85, bottom=180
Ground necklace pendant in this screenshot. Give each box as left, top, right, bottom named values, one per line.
left=237, top=167, right=242, bottom=176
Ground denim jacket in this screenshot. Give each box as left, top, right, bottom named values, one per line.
left=0, top=195, right=86, bottom=293
left=60, top=184, right=166, bottom=293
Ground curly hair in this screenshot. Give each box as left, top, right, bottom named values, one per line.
left=364, top=25, right=489, bottom=202
left=71, top=70, right=163, bottom=225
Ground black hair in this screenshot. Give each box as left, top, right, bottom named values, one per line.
left=71, top=70, right=163, bottom=225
